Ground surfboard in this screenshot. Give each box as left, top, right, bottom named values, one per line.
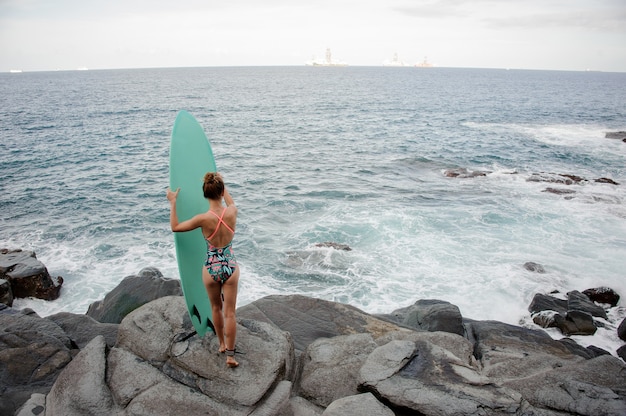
left=169, top=110, right=216, bottom=337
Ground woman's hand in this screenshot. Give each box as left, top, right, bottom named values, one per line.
left=167, top=188, right=180, bottom=203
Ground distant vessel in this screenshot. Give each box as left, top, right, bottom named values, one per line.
left=383, top=53, right=406, bottom=67
left=9, top=69, right=23, bottom=73
left=415, top=57, right=434, bottom=68
left=306, top=48, right=348, bottom=67
left=76, top=67, right=89, bottom=71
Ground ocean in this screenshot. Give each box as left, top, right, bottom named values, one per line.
left=1, top=66, right=625, bottom=354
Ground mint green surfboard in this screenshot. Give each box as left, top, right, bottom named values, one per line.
left=169, top=110, right=215, bottom=337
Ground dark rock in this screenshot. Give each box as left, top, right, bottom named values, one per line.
left=0, top=278, right=13, bottom=306
left=0, top=249, right=63, bottom=301
left=0, top=307, right=73, bottom=415
left=86, top=267, right=182, bottom=324
left=528, top=293, right=568, bottom=315
left=583, top=287, right=620, bottom=307
left=314, top=242, right=352, bottom=251
left=542, top=187, right=576, bottom=195
left=443, top=168, right=489, bottom=178
left=568, top=290, right=608, bottom=319
left=555, top=310, right=597, bottom=336
left=47, top=312, right=118, bottom=349
left=586, top=345, right=611, bottom=357
left=617, top=345, right=626, bottom=362
left=390, top=299, right=464, bottom=336
left=532, top=310, right=559, bottom=329
left=595, top=177, right=620, bottom=185
left=523, top=262, right=546, bottom=273
left=527, top=172, right=586, bottom=185
left=557, top=339, right=610, bottom=360
left=605, top=131, right=626, bottom=140
left=618, top=318, right=626, bottom=342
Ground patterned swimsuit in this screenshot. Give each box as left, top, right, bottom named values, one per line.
left=204, top=210, right=236, bottom=284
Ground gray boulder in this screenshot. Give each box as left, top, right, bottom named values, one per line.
left=386, top=299, right=465, bottom=336
left=359, top=339, right=523, bottom=415
left=46, top=296, right=297, bottom=415
left=0, top=307, right=73, bottom=416
left=237, top=294, right=411, bottom=353
left=321, top=393, right=393, bottom=416
left=47, top=312, right=119, bottom=348
left=503, top=355, right=626, bottom=415
left=466, top=320, right=583, bottom=382
left=86, top=267, right=182, bottom=324
left=0, top=249, right=62, bottom=301
left=297, top=334, right=379, bottom=407
left=45, top=335, right=117, bottom=416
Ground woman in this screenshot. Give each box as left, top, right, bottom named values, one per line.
left=167, top=172, right=240, bottom=368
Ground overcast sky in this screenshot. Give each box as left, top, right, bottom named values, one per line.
left=1, top=0, right=625, bottom=72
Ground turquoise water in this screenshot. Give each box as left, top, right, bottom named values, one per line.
left=1, top=67, right=625, bottom=352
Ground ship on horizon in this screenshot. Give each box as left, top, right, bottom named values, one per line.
left=306, top=48, right=348, bottom=67
left=415, top=56, right=434, bottom=68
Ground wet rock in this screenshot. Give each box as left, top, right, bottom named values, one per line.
left=443, top=168, right=489, bottom=178
left=528, top=293, right=568, bottom=316
left=618, top=318, right=626, bottom=342
left=568, top=290, right=607, bottom=319
left=583, top=287, right=620, bottom=307
left=555, top=310, right=597, bottom=336
left=0, top=249, right=63, bottom=301
left=523, top=261, right=546, bottom=273
left=605, top=131, right=626, bottom=140
left=86, top=267, right=182, bottom=324
left=0, top=278, right=13, bottom=306
left=527, top=172, right=585, bottom=185
left=595, top=177, right=620, bottom=185
left=314, top=242, right=352, bottom=251
left=542, top=187, right=576, bottom=195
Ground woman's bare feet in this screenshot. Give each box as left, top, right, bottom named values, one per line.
left=218, top=344, right=226, bottom=354
left=225, top=350, right=239, bottom=368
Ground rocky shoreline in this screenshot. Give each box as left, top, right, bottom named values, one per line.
left=1, top=252, right=626, bottom=415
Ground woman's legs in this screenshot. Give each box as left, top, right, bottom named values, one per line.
left=203, top=267, right=239, bottom=366
left=222, top=269, right=239, bottom=367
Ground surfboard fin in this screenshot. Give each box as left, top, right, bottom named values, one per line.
left=207, top=318, right=216, bottom=334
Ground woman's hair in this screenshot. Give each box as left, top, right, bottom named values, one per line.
left=203, top=172, right=225, bottom=200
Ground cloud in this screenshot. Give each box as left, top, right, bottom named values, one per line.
left=484, top=9, right=626, bottom=33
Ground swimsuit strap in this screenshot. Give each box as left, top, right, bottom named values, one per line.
left=206, top=209, right=235, bottom=242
